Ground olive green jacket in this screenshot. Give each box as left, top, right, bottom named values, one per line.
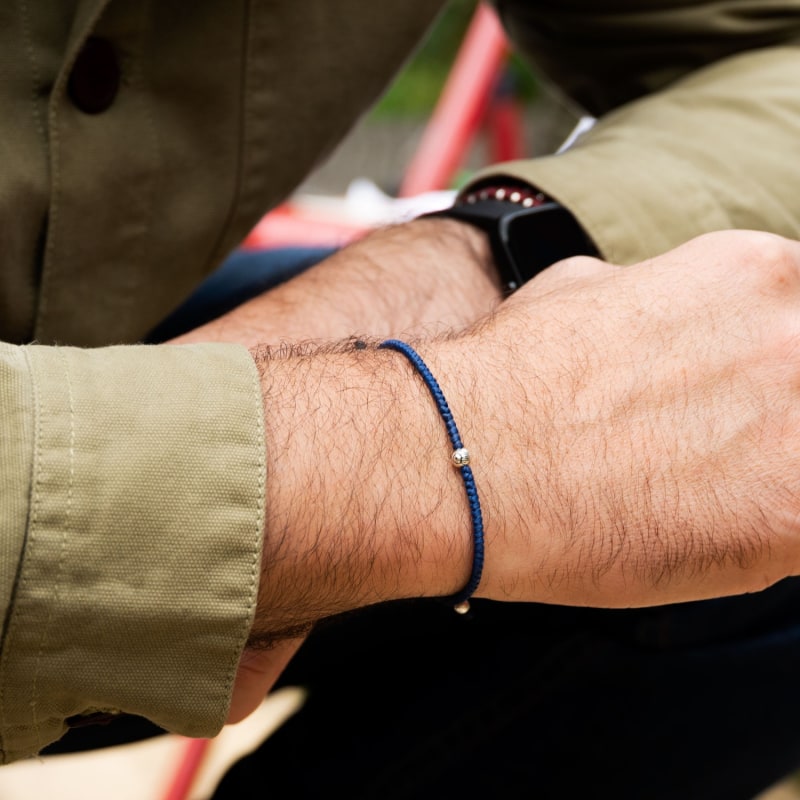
left=1, top=0, right=799, bottom=763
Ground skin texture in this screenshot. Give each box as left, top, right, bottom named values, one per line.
left=189, top=225, right=800, bottom=724
left=173, top=217, right=500, bottom=724
left=250, top=230, right=800, bottom=620
left=173, top=218, right=501, bottom=349
left=453, top=233, right=800, bottom=607
left=226, top=640, right=304, bottom=724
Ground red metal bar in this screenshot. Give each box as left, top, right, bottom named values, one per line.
left=486, top=71, right=526, bottom=163
left=241, top=202, right=368, bottom=250
left=160, top=737, right=212, bottom=800
left=397, top=3, right=510, bottom=197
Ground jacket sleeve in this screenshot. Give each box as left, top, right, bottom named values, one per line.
left=0, top=342, right=265, bottom=764
left=476, top=1, right=800, bottom=264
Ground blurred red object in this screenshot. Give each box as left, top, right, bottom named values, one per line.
left=244, top=2, right=519, bottom=250
left=398, top=2, right=511, bottom=197
left=241, top=202, right=369, bottom=250
left=160, top=737, right=211, bottom=800
left=486, top=71, right=525, bottom=165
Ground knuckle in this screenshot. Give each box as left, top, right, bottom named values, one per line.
left=732, top=231, right=799, bottom=286
left=684, top=230, right=800, bottom=294
left=751, top=232, right=797, bottom=268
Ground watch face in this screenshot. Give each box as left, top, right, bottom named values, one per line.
left=500, top=204, right=599, bottom=283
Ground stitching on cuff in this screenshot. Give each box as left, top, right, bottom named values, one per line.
left=222, top=351, right=267, bottom=716
left=29, top=349, right=75, bottom=739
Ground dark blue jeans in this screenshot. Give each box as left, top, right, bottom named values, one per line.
left=145, top=246, right=337, bottom=342
left=53, top=247, right=800, bottom=799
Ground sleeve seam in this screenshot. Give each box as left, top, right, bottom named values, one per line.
left=28, top=349, right=75, bottom=741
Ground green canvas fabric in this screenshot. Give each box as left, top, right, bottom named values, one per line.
left=0, top=342, right=265, bottom=763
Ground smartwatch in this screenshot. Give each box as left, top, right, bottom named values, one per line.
left=423, top=185, right=599, bottom=295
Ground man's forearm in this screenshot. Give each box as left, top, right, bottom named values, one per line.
left=247, top=338, right=475, bottom=643
left=248, top=231, right=800, bottom=644
left=172, top=218, right=501, bottom=348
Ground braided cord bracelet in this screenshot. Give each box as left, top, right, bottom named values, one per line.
left=378, top=339, right=484, bottom=613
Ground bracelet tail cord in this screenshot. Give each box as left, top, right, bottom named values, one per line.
left=378, top=339, right=485, bottom=613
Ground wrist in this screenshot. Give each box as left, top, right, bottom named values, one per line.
left=425, top=181, right=599, bottom=296
left=425, top=330, right=562, bottom=603
left=311, top=217, right=502, bottom=337
left=404, top=215, right=498, bottom=295
left=249, top=339, right=472, bottom=643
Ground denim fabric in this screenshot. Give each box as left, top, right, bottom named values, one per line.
left=145, top=246, right=337, bottom=342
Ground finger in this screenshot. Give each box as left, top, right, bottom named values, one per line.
left=226, top=636, right=305, bottom=724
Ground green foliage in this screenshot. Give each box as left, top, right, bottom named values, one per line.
left=371, top=0, right=539, bottom=118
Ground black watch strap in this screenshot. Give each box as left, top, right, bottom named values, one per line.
left=423, top=186, right=599, bottom=295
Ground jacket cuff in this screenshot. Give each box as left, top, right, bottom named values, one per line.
left=467, top=47, right=800, bottom=266
left=0, top=342, right=264, bottom=763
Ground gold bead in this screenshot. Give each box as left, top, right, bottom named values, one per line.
left=452, top=448, right=470, bottom=467
left=454, top=600, right=471, bottom=615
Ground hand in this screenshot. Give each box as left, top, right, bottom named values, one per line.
left=252, top=229, right=800, bottom=638
left=445, top=230, right=800, bottom=608
left=172, top=217, right=502, bottom=347
left=245, top=228, right=800, bottom=658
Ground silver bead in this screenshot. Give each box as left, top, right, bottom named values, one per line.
left=454, top=600, right=471, bottom=615
left=452, top=447, right=471, bottom=467
left=509, top=191, right=522, bottom=203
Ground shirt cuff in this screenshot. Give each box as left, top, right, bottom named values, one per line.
left=467, top=47, right=800, bottom=267
left=0, top=342, right=265, bottom=763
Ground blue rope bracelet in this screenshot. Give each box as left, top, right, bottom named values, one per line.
left=378, top=339, right=485, bottom=614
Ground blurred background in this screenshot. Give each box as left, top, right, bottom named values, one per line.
left=298, top=0, right=578, bottom=197
left=245, top=0, right=585, bottom=250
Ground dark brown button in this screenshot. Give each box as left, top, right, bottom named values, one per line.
left=68, top=37, right=121, bottom=115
